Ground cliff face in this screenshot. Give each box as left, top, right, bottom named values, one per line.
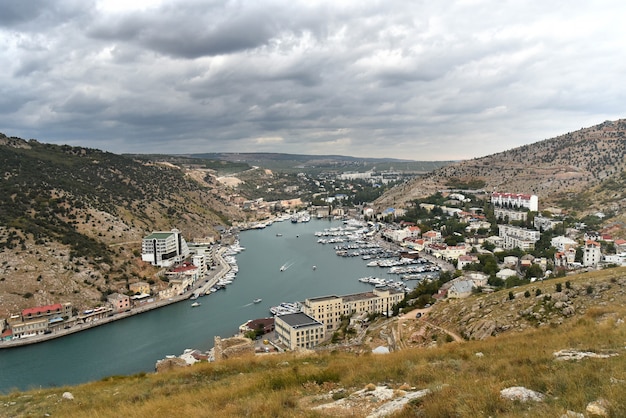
left=375, top=119, right=626, bottom=215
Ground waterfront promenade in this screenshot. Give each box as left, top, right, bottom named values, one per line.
left=0, top=247, right=230, bottom=349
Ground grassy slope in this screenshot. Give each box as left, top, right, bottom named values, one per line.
left=2, top=268, right=626, bottom=417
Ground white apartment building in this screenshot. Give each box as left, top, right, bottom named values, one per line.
left=498, top=225, right=540, bottom=251
left=494, top=207, right=528, bottom=222
left=491, top=192, right=538, bottom=212
left=141, top=229, right=190, bottom=267
left=301, top=288, right=405, bottom=332
left=583, top=240, right=602, bottom=267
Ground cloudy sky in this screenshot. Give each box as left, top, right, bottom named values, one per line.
left=1, top=1, right=624, bottom=160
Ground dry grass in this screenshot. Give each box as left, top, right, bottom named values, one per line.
left=2, top=271, right=626, bottom=417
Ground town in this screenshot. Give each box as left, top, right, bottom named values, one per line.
left=2, top=168, right=624, bottom=356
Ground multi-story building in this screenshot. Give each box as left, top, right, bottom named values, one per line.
left=494, top=207, right=528, bottom=222
left=274, top=312, right=324, bottom=350
left=10, top=318, right=48, bottom=339
left=534, top=215, right=563, bottom=231
left=301, top=288, right=405, bottom=333
left=550, top=236, right=578, bottom=253
left=7, top=303, right=74, bottom=338
left=107, top=293, right=131, bottom=313
left=491, top=192, right=538, bottom=212
left=141, top=228, right=189, bottom=267
left=498, top=225, right=540, bottom=251
left=583, top=240, right=602, bottom=267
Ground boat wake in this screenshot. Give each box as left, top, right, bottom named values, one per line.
left=280, top=261, right=295, bottom=272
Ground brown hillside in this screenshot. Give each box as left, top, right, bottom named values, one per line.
left=375, top=119, right=626, bottom=215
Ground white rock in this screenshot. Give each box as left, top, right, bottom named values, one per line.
left=586, top=398, right=610, bottom=416
left=62, top=392, right=74, bottom=400
left=560, top=411, right=584, bottom=418
left=500, top=386, right=545, bottom=402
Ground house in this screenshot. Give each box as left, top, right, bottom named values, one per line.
left=496, top=268, right=518, bottom=280
left=422, top=230, right=442, bottom=244
left=533, top=215, right=563, bottom=231
left=503, top=256, right=519, bottom=267
left=457, top=254, right=479, bottom=270
left=274, top=312, right=325, bottom=350
left=551, top=236, right=578, bottom=252
left=615, top=239, right=626, bottom=253
left=239, top=317, right=275, bottom=335
left=520, top=254, right=535, bottom=268
left=464, top=272, right=489, bottom=287
left=406, top=225, right=422, bottom=239
left=436, top=244, right=468, bottom=261
left=108, top=293, right=131, bottom=313
left=447, top=280, right=475, bottom=298
left=583, top=240, right=602, bottom=267
left=129, top=281, right=150, bottom=295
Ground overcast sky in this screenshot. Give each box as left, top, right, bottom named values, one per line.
left=1, top=1, right=624, bottom=160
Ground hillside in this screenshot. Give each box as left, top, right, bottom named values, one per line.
left=2, top=268, right=625, bottom=417
left=0, top=134, right=245, bottom=316
left=375, top=119, right=626, bottom=217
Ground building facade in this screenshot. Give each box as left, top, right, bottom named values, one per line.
left=274, top=312, right=325, bottom=350
left=583, top=240, right=602, bottom=267
left=141, top=228, right=190, bottom=267
left=494, top=207, right=528, bottom=222
left=498, top=225, right=541, bottom=251
left=491, top=192, right=538, bottom=212
left=301, top=288, right=405, bottom=333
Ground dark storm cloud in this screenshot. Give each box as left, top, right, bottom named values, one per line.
left=0, top=0, right=625, bottom=160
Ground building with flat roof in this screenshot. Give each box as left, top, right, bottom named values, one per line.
left=141, top=228, right=189, bottom=267
left=274, top=312, right=324, bottom=350
left=491, top=192, right=538, bottom=212
left=301, top=288, right=405, bottom=333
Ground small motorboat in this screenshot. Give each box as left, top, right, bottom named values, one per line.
left=191, top=302, right=201, bottom=307
left=253, top=298, right=262, bottom=304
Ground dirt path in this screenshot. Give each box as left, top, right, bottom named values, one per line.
left=397, top=307, right=464, bottom=344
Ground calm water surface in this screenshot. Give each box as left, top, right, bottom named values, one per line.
left=0, top=219, right=402, bottom=392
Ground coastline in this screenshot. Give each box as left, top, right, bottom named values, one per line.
left=0, top=246, right=231, bottom=350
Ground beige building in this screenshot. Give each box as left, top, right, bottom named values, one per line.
left=274, top=312, right=325, bottom=350
left=301, top=288, right=405, bottom=333
left=11, top=317, right=49, bottom=338
left=129, top=281, right=150, bottom=295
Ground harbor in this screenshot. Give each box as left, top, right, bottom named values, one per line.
left=0, top=217, right=449, bottom=392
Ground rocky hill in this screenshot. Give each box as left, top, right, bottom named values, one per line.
left=375, top=118, right=626, bottom=217
left=0, top=134, right=246, bottom=316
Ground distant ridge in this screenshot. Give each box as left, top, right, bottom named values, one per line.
left=375, top=118, right=626, bottom=215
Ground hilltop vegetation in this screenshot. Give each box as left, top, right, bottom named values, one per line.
left=0, top=134, right=245, bottom=316
left=2, top=268, right=625, bottom=417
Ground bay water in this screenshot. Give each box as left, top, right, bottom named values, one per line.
left=0, top=219, right=400, bottom=393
